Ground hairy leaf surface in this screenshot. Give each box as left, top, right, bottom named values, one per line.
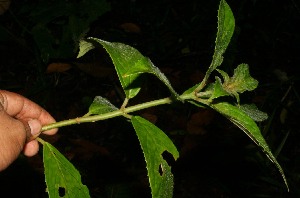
left=87, top=96, right=118, bottom=115
left=217, top=64, right=258, bottom=103
left=239, top=103, right=268, bottom=122
left=78, top=38, right=179, bottom=100
left=196, top=0, right=235, bottom=91
left=210, top=101, right=288, bottom=189
left=131, top=116, right=179, bottom=198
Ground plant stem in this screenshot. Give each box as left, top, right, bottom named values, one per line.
left=37, top=137, right=46, bottom=145
left=42, top=94, right=196, bottom=132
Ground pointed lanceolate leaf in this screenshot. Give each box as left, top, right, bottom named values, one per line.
left=78, top=38, right=180, bottom=100
left=87, top=96, right=118, bottom=115
left=215, top=0, right=235, bottom=58
left=210, top=102, right=288, bottom=190
left=43, top=142, right=90, bottom=198
left=131, top=116, right=179, bottom=198
left=217, top=64, right=258, bottom=103
left=196, top=0, right=235, bottom=91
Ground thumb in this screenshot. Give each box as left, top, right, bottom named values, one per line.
left=25, top=119, right=42, bottom=142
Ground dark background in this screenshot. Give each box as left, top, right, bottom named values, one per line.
left=0, top=0, right=299, bottom=197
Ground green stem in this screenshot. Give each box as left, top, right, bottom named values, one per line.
left=37, top=137, right=46, bottom=145
left=42, top=95, right=195, bottom=132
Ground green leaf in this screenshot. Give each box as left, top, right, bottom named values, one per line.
left=209, top=76, right=230, bottom=101
left=239, top=104, right=268, bottom=122
left=77, top=39, right=96, bottom=59
left=131, top=116, right=179, bottom=198
left=210, top=102, right=288, bottom=190
left=43, top=142, right=90, bottom=198
left=87, top=96, right=118, bottom=115
left=215, top=0, right=235, bottom=58
left=182, top=83, right=213, bottom=108
left=182, top=80, right=229, bottom=107
left=217, top=63, right=258, bottom=103
left=78, top=38, right=180, bottom=100
left=124, top=58, right=181, bottom=100
left=219, top=64, right=258, bottom=92
left=78, top=38, right=142, bottom=98
left=196, top=0, right=235, bottom=91
left=182, top=83, right=199, bottom=95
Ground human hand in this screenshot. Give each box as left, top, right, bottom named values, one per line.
left=0, top=90, right=57, bottom=171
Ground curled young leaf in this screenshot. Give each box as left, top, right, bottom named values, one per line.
left=217, top=63, right=258, bottom=103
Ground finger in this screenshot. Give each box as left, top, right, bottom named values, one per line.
left=24, top=119, right=42, bottom=142
left=23, top=140, right=39, bottom=157
left=36, top=112, right=58, bottom=135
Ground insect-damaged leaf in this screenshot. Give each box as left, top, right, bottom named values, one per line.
left=131, top=116, right=179, bottom=198
left=43, top=142, right=90, bottom=198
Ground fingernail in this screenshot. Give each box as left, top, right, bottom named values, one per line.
left=28, top=119, right=42, bottom=136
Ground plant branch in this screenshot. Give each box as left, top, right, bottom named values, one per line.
left=41, top=93, right=198, bottom=132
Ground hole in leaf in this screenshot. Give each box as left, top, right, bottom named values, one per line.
left=58, top=187, right=65, bottom=197
left=158, top=164, right=163, bottom=176
left=162, top=151, right=176, bottom=166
